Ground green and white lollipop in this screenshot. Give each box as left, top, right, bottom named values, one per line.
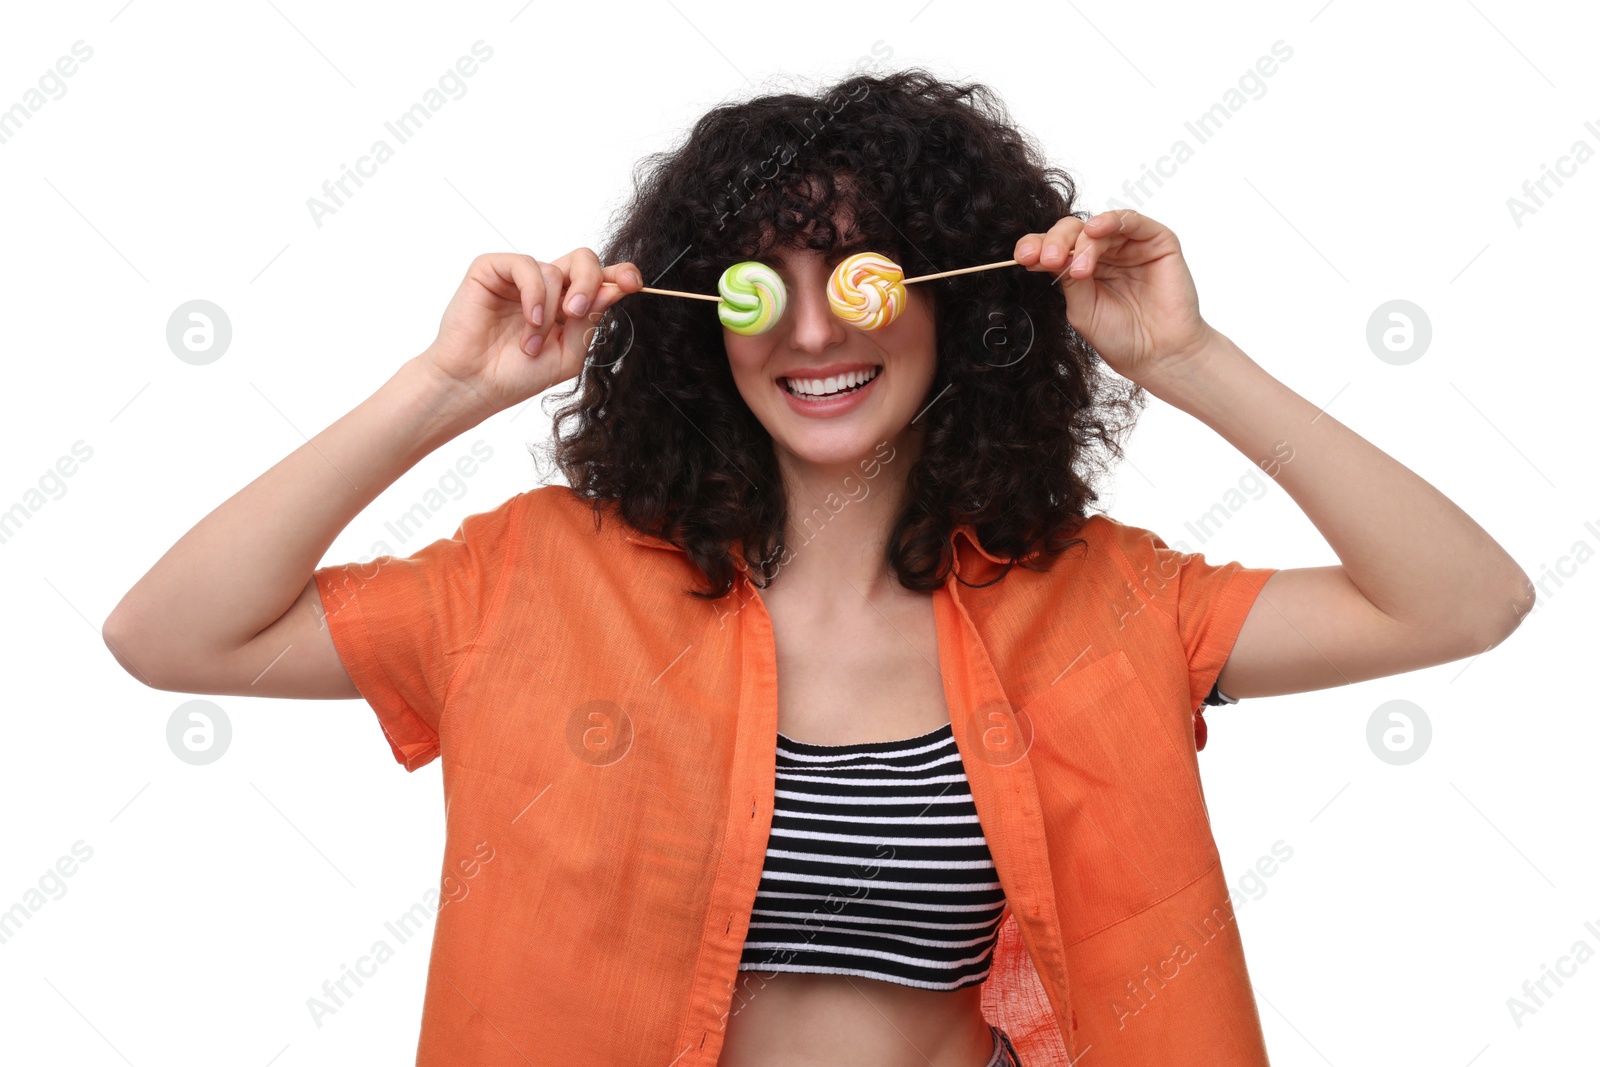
left=716, top=261, right=787, bottom=336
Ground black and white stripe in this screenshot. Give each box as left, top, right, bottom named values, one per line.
left=737, top=721, right=1007, bottom=991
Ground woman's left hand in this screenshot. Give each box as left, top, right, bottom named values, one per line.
left=1014, top=210, right=1216, bottom=386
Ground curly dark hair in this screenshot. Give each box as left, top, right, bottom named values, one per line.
left=543, top=67, right=1145, bottom=600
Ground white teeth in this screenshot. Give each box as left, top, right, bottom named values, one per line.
left=784, top=367, right=880, bottom=397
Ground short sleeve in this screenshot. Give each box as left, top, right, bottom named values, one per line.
left=1101, top=517, right=1279, bottom=715
left=313, top=491, right=528, bottom=771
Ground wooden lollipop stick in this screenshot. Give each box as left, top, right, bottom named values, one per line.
left=902, top=259, right=1019, bottom=285
left=630, top=258, right=1021, bottom=302
left=596, top=277, right=722, bottom=302
left=638, top=285, right=721, bottom=303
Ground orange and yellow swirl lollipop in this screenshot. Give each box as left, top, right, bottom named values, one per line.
left=827, top=252, right=906, bottom=331
left=825, top=253, right=1022, bottom=330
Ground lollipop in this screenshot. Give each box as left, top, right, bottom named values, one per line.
left=827, top=252, right=907, bottom=330
left=717, top=261, right=788, bottom=336
left=631, top=254, right=1019, bottom=334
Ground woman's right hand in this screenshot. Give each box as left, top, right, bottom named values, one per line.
left=421, top=250, right=643, bottom=418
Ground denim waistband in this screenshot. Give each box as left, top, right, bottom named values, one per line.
left=983, top=1024, right=1024, bottom=1067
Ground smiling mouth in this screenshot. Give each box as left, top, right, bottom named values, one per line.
left=779, top=366, right=882, bottom=398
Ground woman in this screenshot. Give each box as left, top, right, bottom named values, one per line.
left=105, top=70, right=1532, bottom=1066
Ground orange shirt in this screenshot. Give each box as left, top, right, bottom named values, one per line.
left=313, top=483, right=1279, bottom=1065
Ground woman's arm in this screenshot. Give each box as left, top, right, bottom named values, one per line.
left=102, top=356, right=493, bottom=696
left=103, top=250, right=643, bottom=698
left=1144, top=332, right=1533, bottom=699
left=1014, top=209, right=1533, bottom=700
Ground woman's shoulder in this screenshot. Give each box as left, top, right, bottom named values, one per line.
left=989, top=511, right=1136, bottom=568
left=513, top=484, right=670, bottom=560
left=1065, top=510, right=1176, bottom=566
left=514, top=483, right=603, bottom=535
left=976, top=511, right=1175, bottom=597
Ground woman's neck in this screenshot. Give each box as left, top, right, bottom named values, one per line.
left=770, top=436, right=922, bottom=600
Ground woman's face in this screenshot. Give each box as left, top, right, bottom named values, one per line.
left=722, top=244, right=937, bottom=475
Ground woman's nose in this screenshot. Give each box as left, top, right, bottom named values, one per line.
left=784, top=278, right=849, bottom=353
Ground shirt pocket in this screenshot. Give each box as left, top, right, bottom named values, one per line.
left=1019, top=647, right=1221, bottom=946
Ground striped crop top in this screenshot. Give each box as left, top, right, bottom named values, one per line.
left=736, top=721, right=1007, bottom=991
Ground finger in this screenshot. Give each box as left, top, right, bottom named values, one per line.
left=559, top=247, right=605, bottom=320
left=1015, top=218, right=1084, bottom=274
left=1068, top=226, right=1133, bottom=280
left=536, top=260, right=565, bottom=335
left=591, top=260, right=644, bottom=314
left=557, top=262, right=643, bottom=369
left=517, top=261, right=565, bottom=357
left=505, top=254, right=545, bottom=329
left=557, top=279, right=607, bottom=373
left=1082, top=208, right=1165, bottom=245
left=506, top=254, right=549, bottom=358
left=473, top=252, right=540, bottom=318
left=1064, top=230, right=1109, bottom=279
left=1068, top=209, right=1172, bottom=279
left=473, top=252, right=550, bottom=357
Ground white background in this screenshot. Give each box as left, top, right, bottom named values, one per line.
left=2, top=1, right=1596, bottom=1063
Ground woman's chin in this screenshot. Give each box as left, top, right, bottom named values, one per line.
left=773, top=429, right=901, bottom=473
